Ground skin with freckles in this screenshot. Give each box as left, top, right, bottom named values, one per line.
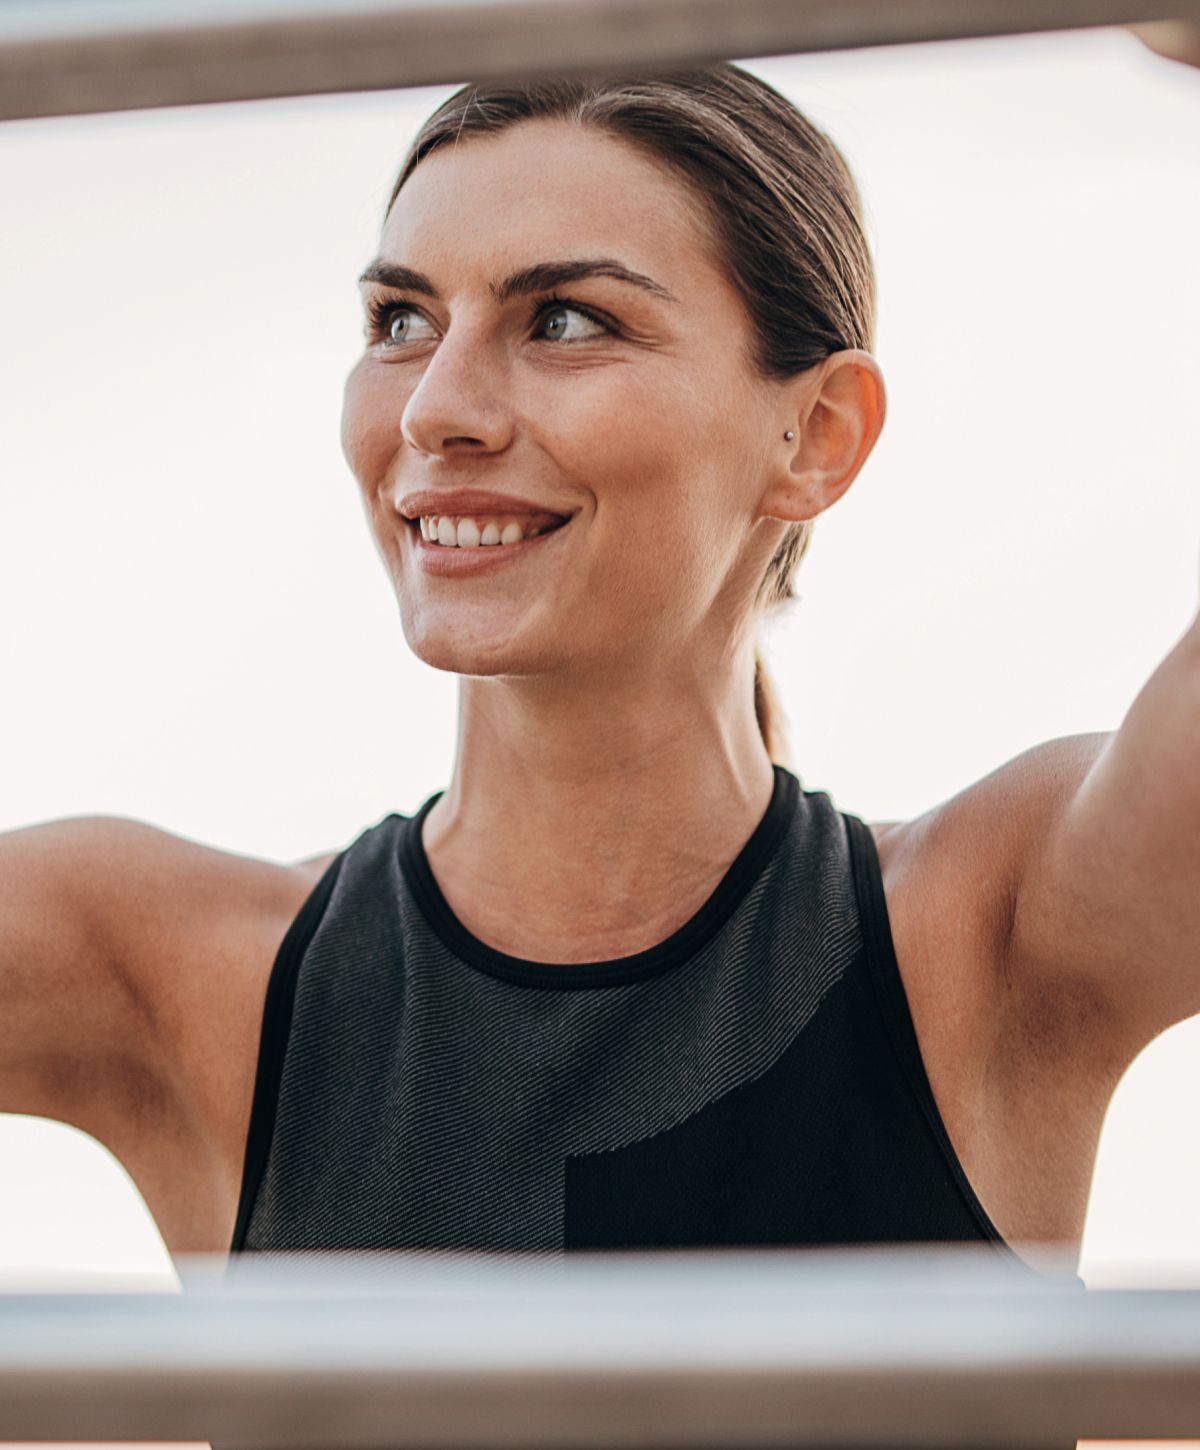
left=340, top=118, right=886, bottom=964
left=4, top=67, right=1199, bottom=1265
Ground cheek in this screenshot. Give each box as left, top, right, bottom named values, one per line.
left=588, top=384, right=744, bottom=553
left=546, top=375, right=745, bottom=616
left=340, top=360, right=402, bottom=487
left=536, top=366, right=704, bottom=508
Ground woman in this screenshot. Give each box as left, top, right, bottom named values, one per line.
left=0, top=62, right=1195, bottom=1267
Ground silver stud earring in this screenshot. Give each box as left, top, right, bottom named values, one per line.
left=784, top=430, right=795, bottom=441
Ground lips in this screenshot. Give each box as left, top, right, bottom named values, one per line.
left=396, top=486, right=575, bottom=523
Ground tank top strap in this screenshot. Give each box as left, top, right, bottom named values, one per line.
left=229, top=848, right=348, bottom=1257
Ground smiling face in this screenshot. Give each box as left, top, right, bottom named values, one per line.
left=341, top=118, right=795, bottom=685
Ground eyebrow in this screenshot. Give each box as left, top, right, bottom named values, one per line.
left=357, top=257, right=678, bottom=305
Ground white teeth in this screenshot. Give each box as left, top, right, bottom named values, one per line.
left=417, top=514, right=564, bottom=547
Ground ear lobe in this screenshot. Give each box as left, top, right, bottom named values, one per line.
left=762, top=350, right=886, bottom=524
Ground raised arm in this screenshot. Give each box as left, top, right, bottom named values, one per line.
left=0, top=812, right=326, bottom=1253
left=1006, top=606, right=1200, bottom=1061
left=0, top=817, right=177, bottom=1142
left=1128, top=20, right=1200, bottom=69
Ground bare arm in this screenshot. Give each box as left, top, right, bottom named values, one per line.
left=1128, top=20, right=1200, bottom=69
left=0, top=816, right=178, bottom=1141
left=0, top=812, right=328, bottom=1253
left=1007, top=607, right=1200, bottom=1061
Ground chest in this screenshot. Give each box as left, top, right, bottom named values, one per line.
left=163, top=830, right=1112, bottom=1259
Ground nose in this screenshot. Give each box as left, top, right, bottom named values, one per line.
left=400, top=325, right=514, bottom=459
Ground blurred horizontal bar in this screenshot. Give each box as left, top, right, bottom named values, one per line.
left=1, top=0, right=1199, bottom=122
left=1, top=1246, right=1200, bottom=1445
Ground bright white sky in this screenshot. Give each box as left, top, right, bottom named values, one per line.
left=0, top=25, right=1198, bottom=1324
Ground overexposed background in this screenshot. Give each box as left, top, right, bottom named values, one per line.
left=0, top=21, right=1197, bottom=1323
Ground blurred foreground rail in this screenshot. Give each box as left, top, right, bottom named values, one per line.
left=2, top=0, right=1199, bottom=121
left=1, top=1246, right=1200, bottom=1446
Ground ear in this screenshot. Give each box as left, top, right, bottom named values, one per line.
left=757, top=350, right=887, bottom=524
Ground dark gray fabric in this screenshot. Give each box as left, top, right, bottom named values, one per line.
left=242, top=783, right=881, bottom=1247
left=236, top=773, right=1002, bottom=1254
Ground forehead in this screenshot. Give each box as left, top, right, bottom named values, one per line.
left=380, top=118, right=721, bottom=284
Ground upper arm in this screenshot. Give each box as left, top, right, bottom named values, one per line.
left=1008, top=620, right=1200, bottom=1059
left=0, top=815, right=178, bottom=1137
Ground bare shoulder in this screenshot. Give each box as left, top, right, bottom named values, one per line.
left=85, top=816, right=338, bottom=1077
left=860, top=734, right=1117, bottom=1244
left=0, top=813, right=336, bottom=1252
left=868, top=733, right=1111, bottom=923
left=42, top=814, right=335, bottom=985
left=866, top=731, right=1112, bottom=1026
left=104, top=820, right=341, bottom=1252
left=0, top=809, right=329, bottom=1083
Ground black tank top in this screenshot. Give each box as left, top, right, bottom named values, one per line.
left=230, top=765, right=1014, bottom=1258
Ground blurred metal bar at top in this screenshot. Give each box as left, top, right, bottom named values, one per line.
left=1, top=0, right=1199, bottom=122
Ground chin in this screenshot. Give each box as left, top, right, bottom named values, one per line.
left=398, top=612, right=539, bottom=679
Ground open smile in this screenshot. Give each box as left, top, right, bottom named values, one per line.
left=407, top=512, right=573, bottom=575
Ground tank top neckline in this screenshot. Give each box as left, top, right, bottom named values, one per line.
left=396, top=765, right=800, bottom=989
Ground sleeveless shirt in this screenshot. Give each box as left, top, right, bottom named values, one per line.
left=230, top=765, right=1016, bottom=1258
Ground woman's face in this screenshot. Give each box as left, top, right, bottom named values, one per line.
left=341, top=118, right=794, bottom=685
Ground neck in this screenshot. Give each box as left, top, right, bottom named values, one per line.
left=420, top=656, right=778, bottom=964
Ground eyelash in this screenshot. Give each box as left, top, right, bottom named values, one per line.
left=364, top=292, right=617, bottom=345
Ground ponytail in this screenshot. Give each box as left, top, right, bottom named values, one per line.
left=753, top=650, right=790, bottom=768
left=752, top=517, right=814, bottom=771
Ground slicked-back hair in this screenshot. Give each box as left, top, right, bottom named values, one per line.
left=387, top=67, right=876, bottom=766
